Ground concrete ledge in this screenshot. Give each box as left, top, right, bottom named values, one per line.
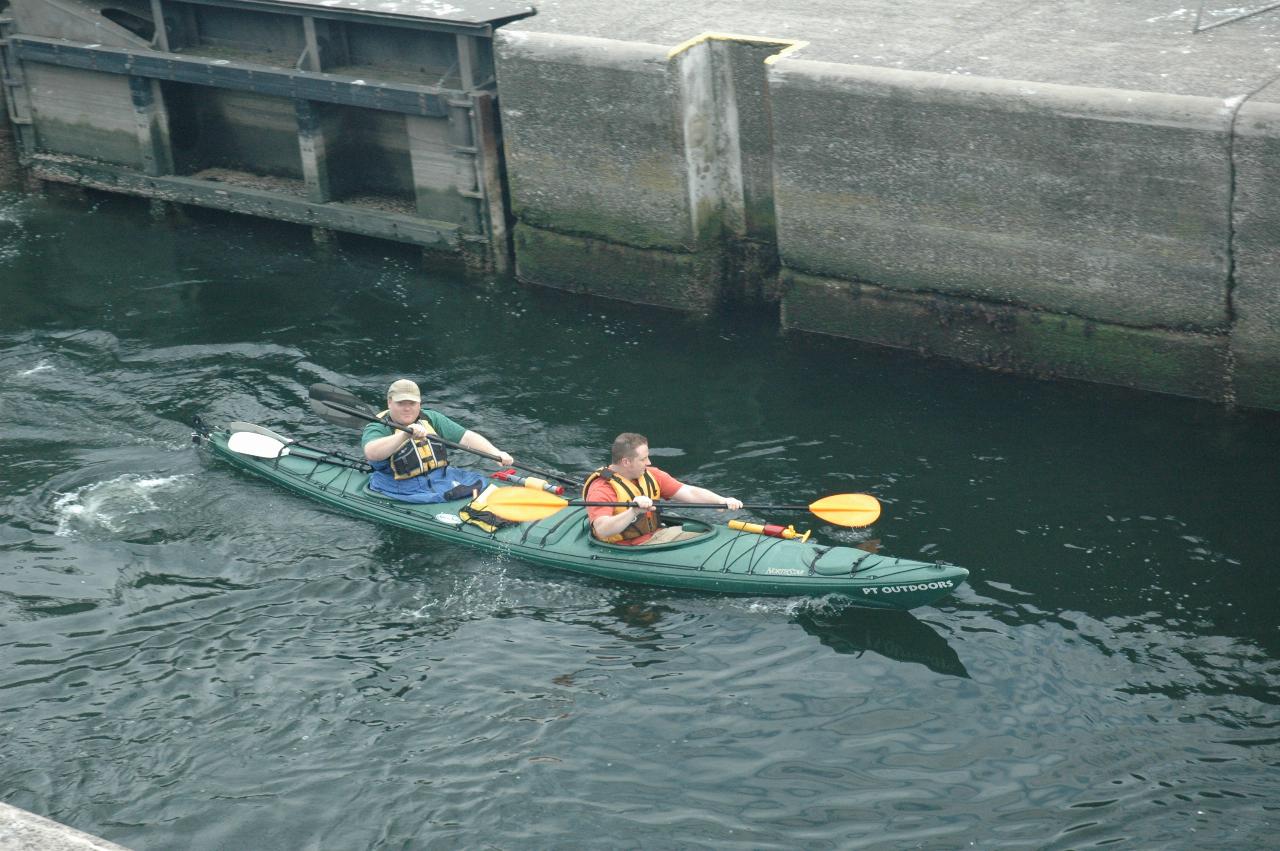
left=0, top=802, right=130, bottom=851
left=513, top=222, right=721, bottom=309
left=782, top=271, right=1231, bottom=403
left=769, top=60, right=1233, bottom=331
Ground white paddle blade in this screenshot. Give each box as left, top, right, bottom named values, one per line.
left=227, top=421, right=295, bottom=445
left=227, top=431, right=290, bottom=459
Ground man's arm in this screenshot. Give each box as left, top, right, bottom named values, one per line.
left=670, top=484, right=743, bottom=511
left=458, top=430, right=514, bottom=467
left=590, top=500, right=653, bottom=539
left=587, top=482, right=653, bottom=538
left=363, top=423, right=421, bottom=462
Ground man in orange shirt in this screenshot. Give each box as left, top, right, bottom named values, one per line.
left=584, top=433, right=743, bottom=545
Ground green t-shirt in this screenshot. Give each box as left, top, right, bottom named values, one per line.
left=360, top=409, right=468, bottom=449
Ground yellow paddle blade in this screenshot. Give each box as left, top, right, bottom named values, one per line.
left=484, top=487, right=574, bottom=522
left=808, top=493, right=881, bottom=527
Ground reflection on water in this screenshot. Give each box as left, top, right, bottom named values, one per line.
left=1, top=192, right=1277, bottom=848
left=793, top=604, right=970, bottom=678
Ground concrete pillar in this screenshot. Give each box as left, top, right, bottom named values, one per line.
left=670, top=35, right=796, bottom=301
left=295, top=99, right=331, bottom=203
left=674, top=38, right=744, bottom=245
left=128, top=75, right=174, bottom=177
left=1229, top=91, right=1280, bottom=410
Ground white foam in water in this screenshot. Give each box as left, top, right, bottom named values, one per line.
left=53, top=474, right=191, bottom=537
left=0, top=199, right=31, bottom=262
left=19, top=360, right=54, bottom=376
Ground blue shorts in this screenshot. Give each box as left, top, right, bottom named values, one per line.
left=367, top=466, right=486, bottom=504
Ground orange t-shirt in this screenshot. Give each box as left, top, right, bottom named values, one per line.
left=586, top=466, right=684, bottom=545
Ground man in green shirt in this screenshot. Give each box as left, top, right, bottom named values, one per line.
left=361, top=378, right=513, bottom=503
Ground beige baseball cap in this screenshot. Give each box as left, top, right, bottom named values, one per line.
left=387, top=379, right=421, bottom=402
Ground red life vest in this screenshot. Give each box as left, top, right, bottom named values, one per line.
left=582, top=467, right=661, bottom=542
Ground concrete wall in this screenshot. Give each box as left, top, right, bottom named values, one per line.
left=26, top=64, right=144, bottom=168
left=770, top=62, right=1233, bottom=329
left=495, top=31, right=797, bottom=309
left=1231, top=83, right=1280, bottom=411
left=178, top=89, right=304, bottom=179
left=769, top=60, right=1237, bottom=403
left=496, top=31, right=717, bottom=308
left=494, top=33, right=1279, bottom=410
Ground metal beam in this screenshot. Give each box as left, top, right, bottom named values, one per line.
left=28, top=154, right=461, bottom=247
left=9, top=36, right=454, bottom=117
left=162, top=0, right=534, bottom=36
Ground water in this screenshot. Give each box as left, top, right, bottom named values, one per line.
left=1, top=189, right=1277, bottom=849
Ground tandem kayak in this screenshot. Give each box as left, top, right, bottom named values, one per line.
left=193, top=422, right=969, bottom=610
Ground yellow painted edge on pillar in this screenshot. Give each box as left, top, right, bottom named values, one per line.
left=666, top=32, right=809, bottom=62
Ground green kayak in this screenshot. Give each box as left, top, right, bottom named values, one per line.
left=194, top=424, right=969, bottom=610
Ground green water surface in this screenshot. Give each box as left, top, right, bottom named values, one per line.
left=1, top=191, right=1276, bottom=849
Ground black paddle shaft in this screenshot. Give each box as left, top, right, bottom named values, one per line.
left=572, top=500, right=804, bottom=511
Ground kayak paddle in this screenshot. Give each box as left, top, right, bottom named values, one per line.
left=307, top=382, right=581, bottom=487
left=227, top=431, right=372, bottom=471
left=228, top=420, right=297, bottom=444
left=228, top=420, right=366, bottom=463
left=483, top=488, right=882, bottom=528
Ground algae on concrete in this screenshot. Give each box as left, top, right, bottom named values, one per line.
left=781, top=271, right=1232, bottom=403
left=514, top=222, right=722, bottom=310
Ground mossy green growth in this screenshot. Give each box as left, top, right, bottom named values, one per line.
left=507, top=152, right=694, bottom=251
left=781, top=271, right=1231, bottom=403
left=35, top=120, right=144, bottom=171
left=514, top=223, right=722, bottom=310
left=1231, top=353, right=1280, bottom=411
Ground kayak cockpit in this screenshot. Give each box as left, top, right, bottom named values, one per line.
left=585, top=517, right=716, bottom=551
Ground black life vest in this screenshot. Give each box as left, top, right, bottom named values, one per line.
left=377, top=410, right=448, bottom=480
